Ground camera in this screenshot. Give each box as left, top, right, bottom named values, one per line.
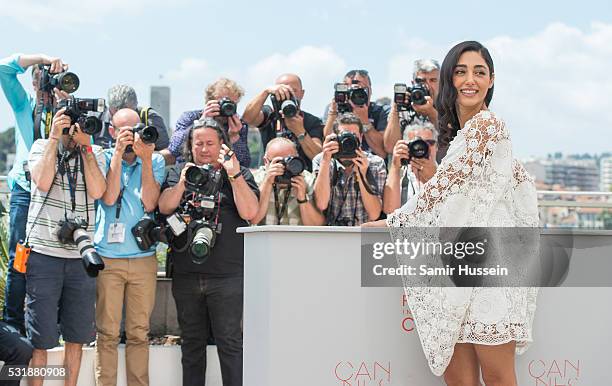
left=333, top=131, right=360, bottom=159
left=56, top=96, right=105, bottom=136
left=334, top=82, right=370, bottom=114
left=218, top=97, right=237, bottom=117
left=125, top=123, right=159, bottom=153
left=270, top=94, right=299, bottom=118
left=184, top=164, right=223, bottom=195
left=132, top=213, right=187, bottom=251
left=400, top=137, right=430, bottom=166
left=38, top=65, right=80, bottom=94
left=188, top=220, right=218, bottom=264
left=55, top=216, right=105, bottom=277
left=393, top=79, right=430, bottom=111
left=275, top=156, right=305, bottom=185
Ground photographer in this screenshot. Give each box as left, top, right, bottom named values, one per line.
left=0, top=53, right=70, bottom=334
left=93, top=109, right=166, bottom=386
left=322, top=69, right=390, bottom=158
left=25, top=107, right=107, bottom=386
left=313, top=113, right=387, bottom=226
left=383, top=59, right=440, bottom=154
left=383, top=126, right=438, bottom=214
left=160, top=77, right=251, bottom=167
left=94, top=84, right=170, bottom=152
left=252, top=137, right=325, bottom=225
left=158, top=118, right=259, bottom=386
left=242, top=73, right=323, bottom=170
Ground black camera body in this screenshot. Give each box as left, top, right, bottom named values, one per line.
left=270, top=94, right=299, bottom=118
left=275, top=156, right=305, bottom=185
left=125, top=123, right=159, bottom=153
left=218, top=97, right=237, bottom=117
left=39, top=65, right=80, bottom=94
left=55, top=216, right=105, bottom=277
left=401, top=137, right=430, bottom=166
left=334, top=82, right=369, bottom=114
left=184, top=164, right=223, bottom=195
left=393, top=79, right=430, bottom=111
left=333, top=131, right=360, bottom=159
left=56, top=97, right=105, bottom=136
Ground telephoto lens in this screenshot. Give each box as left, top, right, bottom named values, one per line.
left=280, top=99, right=298, bottom=118
left=73, top=228, right=105, bottom=277
left=190, top=223, right=215, bottom=264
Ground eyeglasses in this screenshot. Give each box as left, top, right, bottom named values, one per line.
left=425, top=139, right=437, bottom=146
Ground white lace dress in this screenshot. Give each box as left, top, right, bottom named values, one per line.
left=386, top=110, right=539, bottom=376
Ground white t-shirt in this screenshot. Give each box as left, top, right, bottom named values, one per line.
left=26, top=140, right=107, bottom=258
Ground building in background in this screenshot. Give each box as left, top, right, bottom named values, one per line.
left=150, top=86, right=171, bottom=133
left=600, top=157, right=612, bottom=192
left=525, top=157, right=599, bottom=192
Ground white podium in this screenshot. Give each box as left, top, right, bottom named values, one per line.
left=239, top=226, right=612, bottom=385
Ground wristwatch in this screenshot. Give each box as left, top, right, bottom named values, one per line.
left=297, top=132, right=306, bottom=142
left=228, top=170, right=243, bottom=181
left=297, top=196, right=308, bottom=204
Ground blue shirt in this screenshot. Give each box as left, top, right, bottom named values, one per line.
left=94, top=150, right=166, bottom=258
left=0, top=54, right=50, bottom=191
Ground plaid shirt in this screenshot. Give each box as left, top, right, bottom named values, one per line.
left=252, top=167, right=316, bottom=225
left=168, top=109, right=251, bottom=167
left=312, top=151, right=387, bottom=226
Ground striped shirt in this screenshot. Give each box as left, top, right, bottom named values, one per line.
left=26, top=139, right=107, bottom=258
left=252, top=167, right=316, bottom=225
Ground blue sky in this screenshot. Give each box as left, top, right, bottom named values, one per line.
left=1, top=0, right=610, bottom=158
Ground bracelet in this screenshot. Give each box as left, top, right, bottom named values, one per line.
left=228, top=170, right=242, bottom=181
left=297, top=197, right=308, bottom=204
left=80, top=145, right=93, bottom=154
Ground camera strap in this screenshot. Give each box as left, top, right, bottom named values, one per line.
left=33, top=91, right=53, bottom=141
left=115, top=163, right=139, bottom=220
left=24, top=168, right=58, bottom=245
left=272, top=184, right=291, bottom=225
left=329, top=163, right=359, bottom=226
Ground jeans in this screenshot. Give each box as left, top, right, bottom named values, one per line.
left=0, top=321, right=33, bottom=386
left=172, top=274, right=243, bottom=386
left=2, top=185, right=30, bottom=334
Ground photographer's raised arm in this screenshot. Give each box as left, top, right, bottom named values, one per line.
left=242, top=88, right=268, bottom=127
left=30, top=109, right=66, bottom=192
left=17, top=54, right=66, bottom=73
left=322, top=100, right=337, bottom=138
left=159, top=165, right=189, bottom=215
left=383, top=103, right=401, bottom=154
left=82, top=150, right=107, bottom=200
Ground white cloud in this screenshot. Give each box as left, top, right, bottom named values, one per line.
left=385, top=22, right=612, bottom=158
left=161, top=46, right=346, bottom=125
left=0, top=0, right=187, bottom=31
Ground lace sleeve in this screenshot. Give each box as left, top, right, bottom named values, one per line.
left=387, top=111, right=512, bottom=227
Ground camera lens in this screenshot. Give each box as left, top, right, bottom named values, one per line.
left=73, top=227, right=105, bottom=277
left=140, top=126, right=159, bottom=144
left=185, top=166, right=208, bottom=188
left=350, top=88, right=368, bottom=106
left=219, top=98, right=237, bottom=117
left=81, top=116, right=102, bottom=135
left=56, top=72, right=80, bottom=94
left=191, top=225, right=214, bottom=264
left=281, top=99, right=298, bottom=118
left=408, top=138, right=430, bottom=159
left=284, top=157, right=305, bottom=176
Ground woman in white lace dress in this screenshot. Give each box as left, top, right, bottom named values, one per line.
left=366, top=41, right=539, bottom=385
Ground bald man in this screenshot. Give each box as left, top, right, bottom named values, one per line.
left=243, top=73, right=324, bottom=170
left=93, top=108, right=166, bottom=386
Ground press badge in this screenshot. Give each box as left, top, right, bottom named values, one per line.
left=108, top=223, right=126, bottom=243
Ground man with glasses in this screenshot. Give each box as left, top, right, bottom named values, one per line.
left=322, top=69, right=390, bottom=158
left=383, top=126, right=438, bottom=215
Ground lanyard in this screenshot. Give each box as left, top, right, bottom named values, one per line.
left=60, top=151, right=80, bottom=213
left=115, top=162, right=139, bottom=221
left=273, top=184, right=292, bottom=225
left=331, top=165, right=359, bottom=226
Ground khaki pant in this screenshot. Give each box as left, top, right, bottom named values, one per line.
left=95, top=255, right=158, bottom=386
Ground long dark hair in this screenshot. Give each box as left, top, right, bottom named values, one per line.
left=435, top=41, right=495, bottom=161
left=183, top=118, right=230, bottom=163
